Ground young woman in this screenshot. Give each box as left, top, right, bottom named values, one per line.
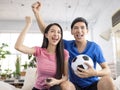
left=31, top=1, right=116, bottom=90
left=14, top=16, right=70, bottom=90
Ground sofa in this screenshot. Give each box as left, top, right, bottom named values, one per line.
left=0, top=68, right=120, bottom=90
left=0, top=68, right=36, bottom=90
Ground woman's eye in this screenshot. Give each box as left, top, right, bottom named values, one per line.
left=58, top=31, right=61, bottom=34
left=50, top=30, right=54, bottom=32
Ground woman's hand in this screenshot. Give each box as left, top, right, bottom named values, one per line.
left=45, top=77, right=60, bottom=87
left=25, top=16, right=32, bottom=24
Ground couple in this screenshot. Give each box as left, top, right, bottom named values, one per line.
left=15, top=1, right=115, bottom=90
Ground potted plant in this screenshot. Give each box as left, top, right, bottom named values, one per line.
left=15, top=55, right=21, bottom=79
left=0, top=43, right=11, bottom=60
left=21, top=61, right=28, bottom=76
left=0, top=43, right=11, bottom=79
left=21, top=61, right=28, bottom=70
left=28, top=54, right=36, bottom=68
left=0, top=68, right=12, bottom=80
left=0, top=73, right=7, bottom=80
left=21, top=54, right=36, bottom=70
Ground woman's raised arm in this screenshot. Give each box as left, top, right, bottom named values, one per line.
left=14, top=16, right=35, bottom=54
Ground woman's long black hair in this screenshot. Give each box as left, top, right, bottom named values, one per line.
left=41, top=23, right=64, bottom=79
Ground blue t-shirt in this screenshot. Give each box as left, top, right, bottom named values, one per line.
left=63, top=39, right=106, bottom=88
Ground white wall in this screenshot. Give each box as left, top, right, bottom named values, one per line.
left=92, top=2, right=120, bottom=63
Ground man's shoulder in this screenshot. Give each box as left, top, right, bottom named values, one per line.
left=87, top=41, right=99, bottom=46
left=63, top=39, right=75, bottom=43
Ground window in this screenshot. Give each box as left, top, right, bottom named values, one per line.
left=0, top=31, right=91, bottom=73
left=0, top=33, right=43, bottom=73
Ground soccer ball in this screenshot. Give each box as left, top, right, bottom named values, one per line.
left=71, top=54, right=93, bottom=72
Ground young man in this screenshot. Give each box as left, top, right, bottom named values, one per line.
left=31, top=2, right=115, bottom=90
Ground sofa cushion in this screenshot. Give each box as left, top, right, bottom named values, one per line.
left=114, top=76, right=120, bottom=90
left=21, top=68, right=37, bottom=90
left=0, top=81, right=18, bottom=90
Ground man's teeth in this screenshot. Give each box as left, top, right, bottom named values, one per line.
left=77, top=35, right=82, bottom=38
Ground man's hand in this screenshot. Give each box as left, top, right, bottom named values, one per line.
left=32, top=1, right=41, bottom=14
left=75, top=62, right=97, bottom=78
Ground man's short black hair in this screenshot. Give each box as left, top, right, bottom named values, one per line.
left=71, top=17, right=88, bottom=29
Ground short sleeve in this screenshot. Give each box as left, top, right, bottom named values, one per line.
left=33, top=46, right=42, bottom=57
left=64, top=49, right=69, bottom=61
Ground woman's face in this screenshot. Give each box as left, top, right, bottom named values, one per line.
left=45, top=25, right=62, bottom=46
left=71, top=22, right=88, bottom=42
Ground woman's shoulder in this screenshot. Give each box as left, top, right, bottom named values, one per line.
left=64, top=49, right=68, bottom=52
left=34, top=46, right=44, bottom=50
left=63, top=49, right=69, bottom=60
left=64, top=49, right=69, bottom=53
left=33, top=46, right=46, bottom=56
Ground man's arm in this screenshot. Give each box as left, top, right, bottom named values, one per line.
left=32, top=1, right=46, bottom=34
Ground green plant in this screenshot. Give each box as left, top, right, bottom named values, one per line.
left=21, top=54, right=36, bottom=71
left=0, top=73, right=7, bottom=80
left=4, top=68, right=12, bottom=78
left=0, top=68, right=12, bottom=79
left=0, top=43, right=11, bottom=60
left=15, top=55, right=21, bottom=79
left=28, top=54, right=36, bottom=68
left=21, top=61, right=28, bottom=70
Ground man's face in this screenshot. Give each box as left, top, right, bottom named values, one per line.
left=71, top=22, right=88, bottom=42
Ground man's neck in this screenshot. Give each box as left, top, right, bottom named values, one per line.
left=75, top=40, right=87, bottom=53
